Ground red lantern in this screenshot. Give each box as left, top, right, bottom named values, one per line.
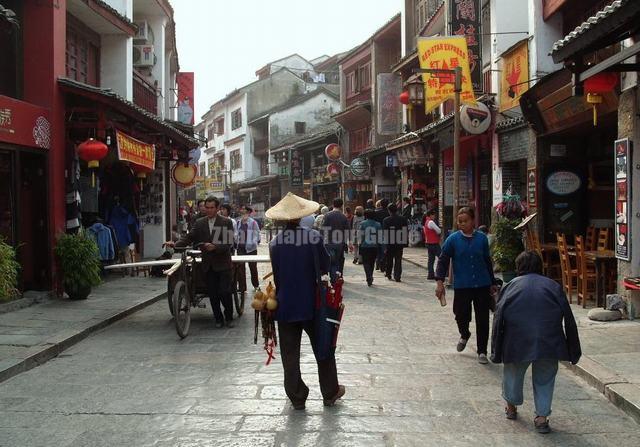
left=77, top=138, right=108, bottom=186
left=131, top=163, right=152, bottom=190
left=584, top=73, right=618, bottom=127
left=399, top=90, right=410, bottom=105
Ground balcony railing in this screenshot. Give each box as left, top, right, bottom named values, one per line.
left=133, top=71, right=158, bottom=115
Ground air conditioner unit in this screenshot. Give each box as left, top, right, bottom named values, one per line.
left=133, top=45, right=155, bottom=67
left=134, top=21, right=150, bottom=43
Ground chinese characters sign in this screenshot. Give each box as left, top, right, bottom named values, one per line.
left=614, top=138, right=631, bottom=260
left=0, top=95, right=51, bottom=149
left=377, top=73, right=402, bottom=135
left=207, top=158, right=224, bottom=191
left=290, top=148, right=303, bottom=187
left=450, top=0, right=482, bottom=92
left=417, top=36, right=476, bottom=113
left=116, top=130, right=155, bottom=170
left=177, top=72, right=194, bottom=125
left=500, top=40, right=529, bottom=112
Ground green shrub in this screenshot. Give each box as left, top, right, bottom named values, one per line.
left=0, top=238, right=20, bottom=301
left=54, top=232, right=102, bottom=290
left=491, top=218, right=524, bottom=272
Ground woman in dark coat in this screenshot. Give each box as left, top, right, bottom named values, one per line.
left=268, top=193, right=345, bottom=411
left=491, top=251, right=581, bottom=434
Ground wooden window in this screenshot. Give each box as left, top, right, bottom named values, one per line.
left=294, top=121, right=306, bottom=134
left=359, top=62, right=371, bottom=89
left=214, top=118, right=224, bottom=135
left=66, top=15, right=100, bottom=86
left=231, top=109, right=242, bottom=130
left=206, top=126, right=214, bottom=142
left=346, top=70, right=357, bottom=96
left=350, top=126, right=370, bottom=155
left=230, top=149, right=242, bottom=170
left=199, top=162, right=206, bottom=176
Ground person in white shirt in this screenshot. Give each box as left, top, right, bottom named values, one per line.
left=423, top=209, right=442, bottom=280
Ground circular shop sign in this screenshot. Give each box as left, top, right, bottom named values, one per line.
left=460, top=102, right=491, bottom=135
left=546, top=171, right=581, bottom=195
left=326, top=162, right=340, bottom=176
left=325, top=143, right=342, bottom=161
left=171, top=163, right=198, bottom=187
left=350, top=158, right=368, bottom=177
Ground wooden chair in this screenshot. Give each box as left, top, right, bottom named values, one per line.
left=585, top=226, right=597, bottom=251
left=575, top=236, right=597, bottom=308
left=557, top=233, right=577, bottom=303
left=530, top=231, right=561, bottom=281
left=597, top=228, right=611, bottom=251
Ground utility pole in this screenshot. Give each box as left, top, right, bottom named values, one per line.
left=452, top=66, right=462, bottom=228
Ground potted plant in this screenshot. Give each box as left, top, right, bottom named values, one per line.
left=54, top=232, right=102, bottom=300
left=0, top=237, right=20, bottom=302
left=492, top=188, right=527, bottom=282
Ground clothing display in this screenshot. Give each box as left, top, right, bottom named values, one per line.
left=87, top=222, right=115, bottom=261
left=107, top=204, right=138, bottom=248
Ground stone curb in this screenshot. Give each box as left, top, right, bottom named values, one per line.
left=404, top=253, right=640, bottom=425
left=0, top=291, right=166, bottom=385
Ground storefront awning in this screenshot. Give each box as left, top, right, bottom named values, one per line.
left=332, top=102, right=371, bottom=129
left=234, top=174, right=279, bottom=191
left=58, top=78, right=198, bottom=149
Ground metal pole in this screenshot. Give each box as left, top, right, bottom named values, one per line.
left=452, top=66, right=462, bottom=231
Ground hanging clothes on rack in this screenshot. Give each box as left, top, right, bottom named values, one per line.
left=87, top=222, right=115, bottom=261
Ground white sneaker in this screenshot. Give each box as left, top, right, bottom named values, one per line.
left=478, top=354, right=488, bottom=364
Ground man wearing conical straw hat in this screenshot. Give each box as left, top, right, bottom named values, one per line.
left=266, top=192, right=345, bottom=410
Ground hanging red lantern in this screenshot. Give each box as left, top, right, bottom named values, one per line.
left=77, top=138, right=108, bottom=187
left=399, top=90, right=410, bottom=105
left=131, top=163, right=152, bottom=190
left=584, top=72, right=618, bottom=126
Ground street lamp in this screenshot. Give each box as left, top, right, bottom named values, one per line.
left=407, top=75, right=424, bottom=105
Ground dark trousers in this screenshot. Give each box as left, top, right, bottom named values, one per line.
left=360, top=247, right=377, bottom=283
left=237, top=247, right=259, bottom=289
left=327, top=245, right=345, bottom=283
left=204, top=268, right=233, bottom=323
left=277, top=320, right=339, bottom=406
left=385, top=246, right=404, bottom=280
left=376, top=244, right=386, bottom=270
left=426, top=243, right=441, bottom=278
left=453, top=287, right=491, bottom=355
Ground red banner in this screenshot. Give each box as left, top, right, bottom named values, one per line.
left=0, top=95, right=51, bottom=149
left=177, top=72, right=194, bottom=125
left=116, top=130, right=155, bottom=170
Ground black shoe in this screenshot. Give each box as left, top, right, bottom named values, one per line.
left=427, top=275, right=435, bottom=280
left=456, top=337, right=468, bottom=352
left=323, top=385, right=345, bottom=407
left=386, top=275, right=392, bottom=280
left=367, top=280, right=372, bottom=287
left=225, top=320, right=235, bottom=328
left=395, top=278, right=401, bottom=282
left=292, top=402, right=305, bottom=410
left=215, top=321, right=224, bottom=329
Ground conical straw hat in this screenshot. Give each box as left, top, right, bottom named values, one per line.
left=265, top=192, right=319, bottom=221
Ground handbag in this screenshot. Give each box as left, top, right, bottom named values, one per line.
left=312, top=245, right=344, bottom=361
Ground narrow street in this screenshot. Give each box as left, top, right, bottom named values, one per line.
left=1, top=256, right=639, bottom=447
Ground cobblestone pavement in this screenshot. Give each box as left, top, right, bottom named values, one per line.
left=1, top=253, right=639, bottom=446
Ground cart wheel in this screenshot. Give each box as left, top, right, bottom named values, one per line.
left=167, top=281, right=175, bottom=316
left=234, top=291, right=245, bottom=317
left=173, top=280, right=191, bottom=338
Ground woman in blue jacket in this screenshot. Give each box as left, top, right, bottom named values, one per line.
left=491, top=251, right=581, bottom=434
left=435, top=207, right=497, bottom=364
left=358, top=208, right=382, bottom=286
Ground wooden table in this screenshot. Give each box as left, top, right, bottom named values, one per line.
left=585, top=250, right=616, bottom=307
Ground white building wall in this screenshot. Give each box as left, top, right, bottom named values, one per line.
left=224, top=94, right=250, bottom=183
left=269, top=55, right=315, bottom=78
left=528, top=0, right=563, bottom=78
left=148, top=15, right=168, bottom=119
left=101, top=35, right=133, bottom=100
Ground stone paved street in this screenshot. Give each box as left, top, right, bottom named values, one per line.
left=1, top=254, right=639, bottom=446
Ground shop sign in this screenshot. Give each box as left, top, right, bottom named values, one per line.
left=386, top=154, right=398, bottom=167
left=417, top=36, right=477, bottom=113
left=289, top=148, right=303, bottom=187
left=350, top=158, right=368, bottom=177
left=499, top=40, right=529, bottom=112
left=195, top=176, right=205, bottom=193
left=614, top=138, right=631, bottom=260
left=0, top=95, right=51, bottom=149
left=460, top=102, right=491, bottom=134
left=492, top=136, right=502, bottom=206
left=449, top=0, right=482, bottom=92
left=326, top=162, right=340, bottom=176
left=444, top=167, right=469, bottom=207
left=116, top=130, right=155, bottom=170
left=377, top=73, right=403, bottom=135
left=527, top=167, right=537, bottom=207
left=545, top=171, right=581, bottom=196
left=549, top=144, right=567, bottom=157
left=324, top=143, right=342, bottom=161
left=177, top=72, right=195, bottom=125
left=171, top=163, right=197, bottom=187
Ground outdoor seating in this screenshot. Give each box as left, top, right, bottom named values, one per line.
left=557, top=233, right=577, bottom=303
left=597, top=228, right=611, bottom=251
left=585, top=226, right=596, bottom=251
left=575, top=236, right=597, bottom=308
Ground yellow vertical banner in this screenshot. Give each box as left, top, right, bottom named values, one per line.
left=417, top=36, right=477, bottom=113
left=500, top=40, right=529, bottom=112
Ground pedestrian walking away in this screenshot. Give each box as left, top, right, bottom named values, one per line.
left=267, top=192, right=345, bottom=411
left=174, top=196, right=236, bottom=328
left=373, top=199, right=390, bottom=271
left=358, top=208, right=381, bottom=286
left=423, top=208, right=442, bottom=280
left=382, top=203, right=408, bottom=282
left=435, top=206, right=498, bottom=364
left=322, top=198, right=350, bottom=283
left=351, top=206, right=365, bottom=265
left=491, top=251, right=581, bottom=434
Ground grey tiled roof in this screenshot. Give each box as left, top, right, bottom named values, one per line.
left=551, top=0, right=627, bottom=55
left=94, top=0, right=136, bottom=29
left=270, top=122, right=341, bottom=153
left=495, top=116, right=526, bottom=132
left=58, top=77, right=198, bottom=147
left=385, top=113, right=455, bottom=149
left=0, top=4, right=18, bottom=28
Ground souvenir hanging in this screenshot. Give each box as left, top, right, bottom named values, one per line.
left=252, top=273, right=278, bottom=365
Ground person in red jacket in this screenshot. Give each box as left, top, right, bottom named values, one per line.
left=423, top=209, right=442, bottom=280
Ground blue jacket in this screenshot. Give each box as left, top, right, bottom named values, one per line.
left=490, top=273, right=582, bottom=364
left=435, top=230, right=495, bottom=289
left=359, top=219, right=381, bottom=248
left=269, top=226, right=329, bottom=322
left=87, top=223, right=115, bottom=261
